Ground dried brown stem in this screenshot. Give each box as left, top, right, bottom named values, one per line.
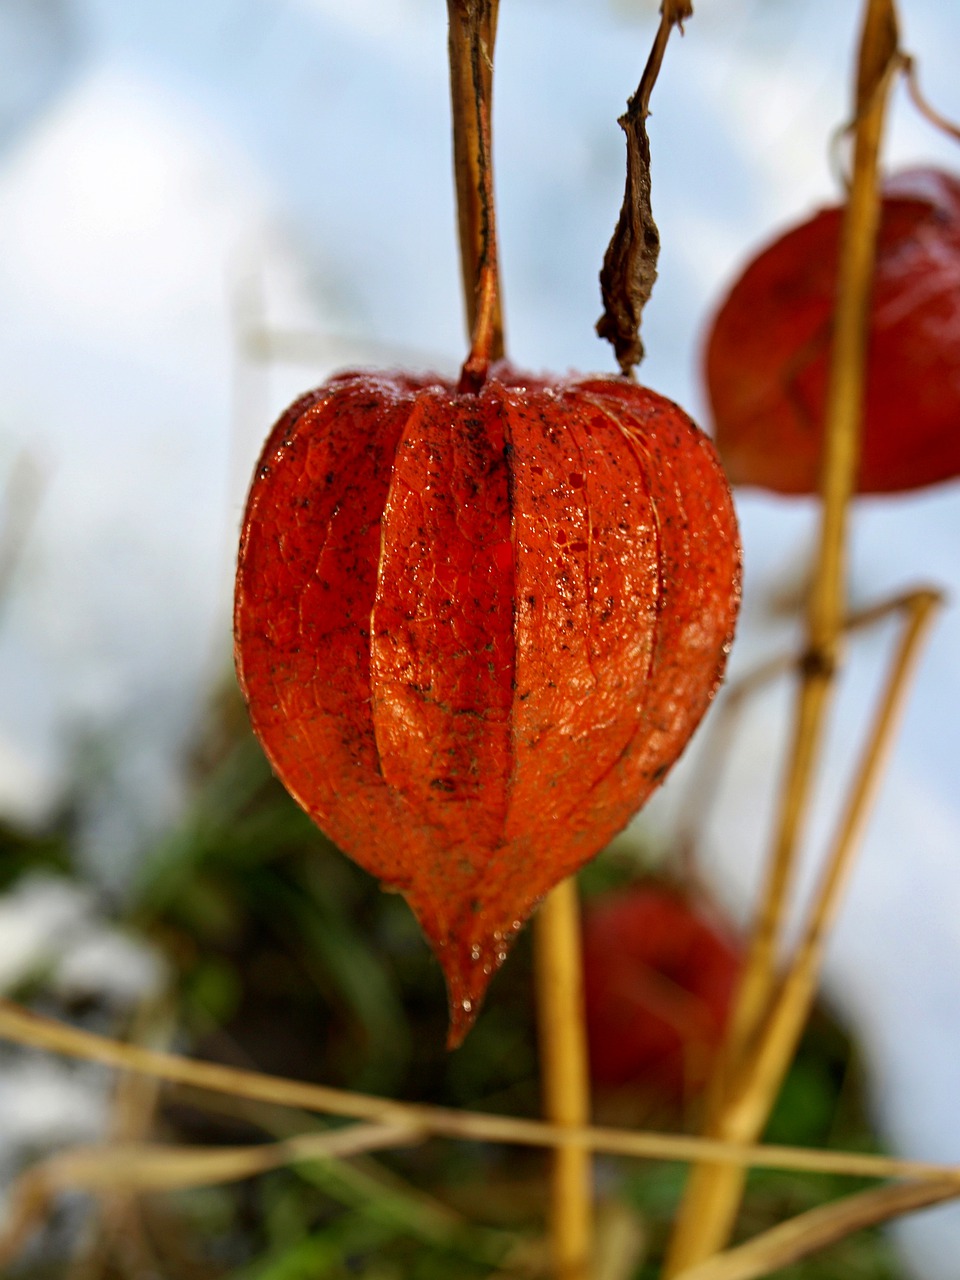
left=448, top=0, right=504, bottom=389
left=0, top=1125, right=418, bottom=1270
left=734, top=0, right=900, bottom=1087
left=673, top=1177, right=960, bottom=1280
left=718, top=590, right=941, bottom=1143
left=535, top=879, right=593, bottom=1280
left=901, top=53, right=960, bottom=143
left=5, top=998, right=960, bottom=1184
left=596, top=0, right=693, bottom=375
left=674, top=587, right=937, bottom=877
left=664, top=0, right=902, bottom=1270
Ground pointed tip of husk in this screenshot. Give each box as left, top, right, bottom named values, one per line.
left=434, top=914, right=524, bottom=1051
left=441, top=935, right=500, bottom=1051
left=445, top=999, right=478, bottom=1051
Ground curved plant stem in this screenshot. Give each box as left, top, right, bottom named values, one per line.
left=901, top=53, right=960, bottom=144
left=0, top=1124, right=422, bottom=1271
left=597, top=0, right=693, bottom=375
left=448, top=0, right=504, bottom=390
left=535, top=878, right=593, bottom=1280
left=673, top=586, right=938, bottom=878
left=663, top=0, right=903, bottom=1271
left=729, top=0, right=902, bottom=1077
left=699, top=587, right=939, bottom=1162
left=673, top=1176, right=960, bottom=1280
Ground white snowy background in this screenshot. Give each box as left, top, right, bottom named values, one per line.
left=0, top=0, right=959, bottom=1274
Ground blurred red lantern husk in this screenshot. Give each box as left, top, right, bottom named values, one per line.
left=706, top=167, right=960, bottom=495
left=582, top=884, right=743, bottom=1098
left=234, top=364, right=741, bottom=1044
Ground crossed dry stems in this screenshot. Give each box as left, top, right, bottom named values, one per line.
left=1, top=996, right=960, bottom=1277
